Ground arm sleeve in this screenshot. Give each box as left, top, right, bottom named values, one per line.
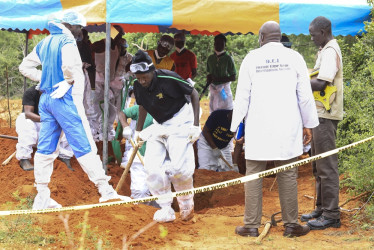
left=61, top=43, right=84, bottom=84
left=191, top=52, right=197, bottom=69
left=124, top=105, right=139, bottom=120
left=295, top=53, right=319, bottom=128
left=317, top=48, right=339, bottom=83
left=227, top=55, right=237, bottom=76
left=230, top=54, right=252, bottom=132
left=19, top=46, right=42, bottom=82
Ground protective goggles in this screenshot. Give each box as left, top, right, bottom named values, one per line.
left=158, top=40, right=174, bottom=50
left=130, top=62, right=154, bottom=73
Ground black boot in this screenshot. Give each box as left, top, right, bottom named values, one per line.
left=19, top=159, right=34, bottom=171
left=58, top=157, right=74, bottom=171
left=300, top=210, right=322, bottom=222
left=308, top=215, right=341, bottom=230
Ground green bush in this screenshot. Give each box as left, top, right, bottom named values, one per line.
left=337, top=20, right=374, bottom=224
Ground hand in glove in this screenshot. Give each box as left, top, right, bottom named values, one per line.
left=122, top=126, right=133, bottom=140
left=50, top=80, right=72, bottom=99
left=186, top=78, right=196, bottom=86
left=212, top=148, right=223, bottom=158
left=187, top=125, right=201, bottom=143
left=134, top=130, right=141, bottom=143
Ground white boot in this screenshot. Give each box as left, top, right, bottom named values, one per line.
left=98, top=182, right=131, bottom=202
left=33, top=183, right=62, bottom=210
left=180, top=204, right=194, bottom=221
left=153, top=206, right=176, bottom=222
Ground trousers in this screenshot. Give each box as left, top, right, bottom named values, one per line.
left=312, top=118, right=340, bottom=219
left=244, top=158, right=298, bottom=228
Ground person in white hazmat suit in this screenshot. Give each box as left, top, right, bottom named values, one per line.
left=19, top=11, right=131, bottom=210
left=231, top=21, right=319, bottom=237
left=16, top=84, right=74, bottom=171
left=130, top=50, right=201, bottom=222
left=90, top=26, right=125, bottom=141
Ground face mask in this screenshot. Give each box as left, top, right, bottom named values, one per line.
left=155, top=49, right=166, bottom=59
left=175, top=41, right=184, bottom=49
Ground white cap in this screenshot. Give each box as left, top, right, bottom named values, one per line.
left=61, top=10, right=87, bottom=26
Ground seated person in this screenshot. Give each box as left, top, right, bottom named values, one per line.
left=15, top=84, right=74, bottom=171
left=198, top=109, right=239, bottom=172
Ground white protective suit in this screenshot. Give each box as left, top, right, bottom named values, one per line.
left=92, top=48, right=120, bottom=141
left=16, top=113, right=73, bottom=160
left=197, top=134, right=233, bottom=172
left=140, top=103, right=195, bottom=217
left=230, top=42, right=319, bottom=160
left=19, top=21, right=129, bottom=210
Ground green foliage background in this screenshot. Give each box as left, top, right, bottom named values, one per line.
left=0, top=23, right=373, bottom=222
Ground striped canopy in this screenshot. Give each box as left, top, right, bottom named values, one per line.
left=0, top=0, right=371, bottom=35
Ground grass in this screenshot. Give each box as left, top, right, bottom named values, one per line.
left=0, top=192, right=112, bottom=249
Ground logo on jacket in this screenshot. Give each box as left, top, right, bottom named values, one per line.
left=156, top=93, right=163, bottom=99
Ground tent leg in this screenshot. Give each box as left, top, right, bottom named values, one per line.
left=102, top=22, right=111, bottom=173
left=23, top=31, right=29, bottom=93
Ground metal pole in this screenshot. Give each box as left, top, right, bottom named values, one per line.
left=102, top=23, right=111, bottom=172
left=23, top=31, right=29, bottom=93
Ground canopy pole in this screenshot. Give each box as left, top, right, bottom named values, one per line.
left=23, top=31, right=29, bottom=93
left=102, top=23, right=111, bottom=172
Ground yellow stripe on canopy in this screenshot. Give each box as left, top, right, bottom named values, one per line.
left=60, top=0, right=106, bottom=24
left=171, top=0, right=279, bottom=34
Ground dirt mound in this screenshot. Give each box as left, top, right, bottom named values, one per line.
left=1, top=125, right=373, bottom=249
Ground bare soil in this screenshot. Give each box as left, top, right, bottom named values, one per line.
left=0, top=100, right=373, bottom=249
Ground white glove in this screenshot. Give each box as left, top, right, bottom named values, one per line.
left=122, top=126, right=133, bottom=140
left=134, top=130, right=141, bottom=143
left=186, top=78, right=196, bottom=86
left=50, top=80, right=72, bottom=99
left=187, top=125, right=201, bottom=143
left=212, top=148, right=223, bottom=158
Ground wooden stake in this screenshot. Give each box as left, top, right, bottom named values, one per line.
left=2, top=151, right=16, bottom=166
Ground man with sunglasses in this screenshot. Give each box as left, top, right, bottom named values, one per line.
left=19, top=11, right=131, bottom=210
left=147, top=35, right=175, bottom=71
left=129, top=50, right=200, bottom=222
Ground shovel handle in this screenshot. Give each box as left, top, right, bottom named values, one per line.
left=219, top=155, right=233, bottom=170
left=2, top=150, right=16, bottom=166
left=116, top=143, right=140, bottom=192
left=129, top=139, right=145, bottom=166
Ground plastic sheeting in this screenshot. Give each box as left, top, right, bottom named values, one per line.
left=0, top=0, right=372, bottom=35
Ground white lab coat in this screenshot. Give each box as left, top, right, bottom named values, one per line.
left=231, top=42, right=319, bottom=160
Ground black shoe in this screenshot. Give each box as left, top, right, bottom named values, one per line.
left=283, top=224, right=310, bottom=237
left=19, top=159, right=34, bottom=171
left=235, top=226, right=259, bottom=237
left=307, top=215, right=341, bottom=230
left=300, top=210, right=322, bottom=222
left=58, top=157, right=74, bottom=171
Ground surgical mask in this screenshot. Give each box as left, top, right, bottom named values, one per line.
left=155, top=49, right=166, bottom=59
left=175, top=41, right=184, bottom=49
left=130, top=62, right=154, bottom=73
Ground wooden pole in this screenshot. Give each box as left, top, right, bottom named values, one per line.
left=129, top=139, right=145, bottom=166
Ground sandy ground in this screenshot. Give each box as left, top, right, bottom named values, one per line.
left=0, top=100, right=373, bottom=249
